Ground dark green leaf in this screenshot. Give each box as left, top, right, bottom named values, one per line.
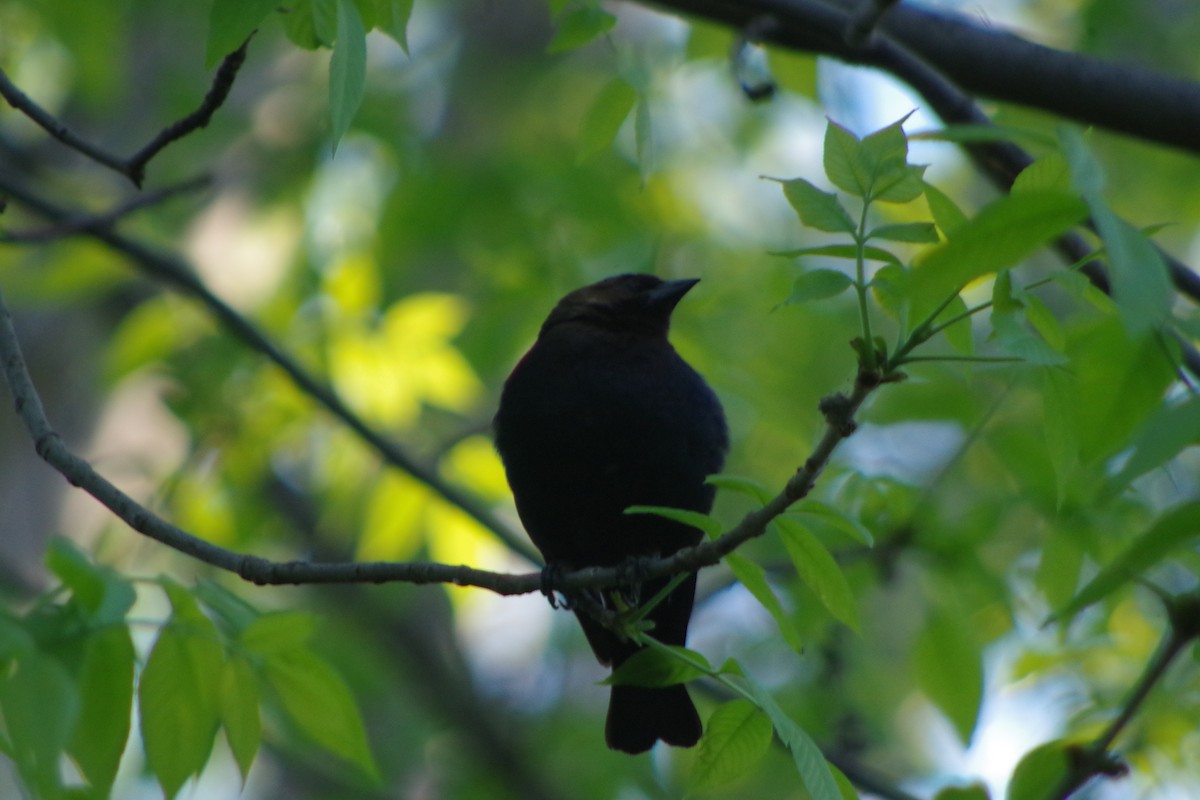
left=1110, top=395, right=1200, bottom=492
left=1054, top=502, right=1200, bottom=623
left=823, top=119, right=868, bottom=198
left=786, top=269, right=853, bottom=304
left=46, top=538, right=135, bottom=625
left=1006, top=740, right=1070, bottom=800
left=547, top=5, right=616, bottom=53
left=604, top=644, right=711, bottom=687
left=240, top=611, right=318, bottom=655
left=869, top=222, right=939, bottom=243
left=688, top=700, right=773, bottom=792
left=375, top=0, right=414, bottom=53
left=207, top=0, right=277, bottom=66
left=788, top=501, right=874, bottom=545
left=772, top=243, right=902, bottom=266
left=329, top=0, right=367, bottom=153
left=936, top=783, right=992, bottom=800
left=706, top=473, right=774, bottom=505
left=913, top=609, right=983, bottom=745
left=777, top=177, right=856, bottom=233
left=0, top=652, right=78, bottom=798
left=624, top=505, right=723, bottom=537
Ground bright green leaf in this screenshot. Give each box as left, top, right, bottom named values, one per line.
left=240, top=611, right=318, bottom=655
left=914, top=609, right=983, bottom=744
left=824, top=120, right=869, bottom=198
left=738, top=671, right=842, bottom=800
left=776, top=518, right=860, bottom=631
left=312, top=0, right=337, bottom=44
left=375, top=0, right=414, bottom=53
left=789, top=501, right=874, bottom=546
left=786, top=269, right=853, bottom=304
left=329, top=0, right=367, bottom=153
left=265, top=649, right=379, bottom=779
left=220, top=657, right=262, bottom=782
left=140, top=623, right=223, bottom=799
left=726, top=553, right=804, bottom=654
left=69, top=627, right=135, bottom=796
left=282, top=0, right=322, bottom=49
left=1041, top=367, right=1079, bottom=508
left=772, top=243, right=902, bottom=266
left=1012, top=152, right=1071, bottom=194
left=910, top=191, right=1088, bottom=303
left=688, top=700, right=773, bottom=792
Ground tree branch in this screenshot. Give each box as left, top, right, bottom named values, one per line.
left=641, top=0, right=1200, bottom=155
left=0, top=39, right=250, bottom=187
left=0, top=172, right=540, bottom=564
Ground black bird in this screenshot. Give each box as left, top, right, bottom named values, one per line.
left=494, top=273, right=728, bottom=753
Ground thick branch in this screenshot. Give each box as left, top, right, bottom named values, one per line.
left=642, top=0, right=1200, bottom=155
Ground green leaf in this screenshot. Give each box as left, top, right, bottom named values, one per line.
left=726, top=553, right=804, bottom=654
left=823, top=120, right=868, bottom=198
left=913, top=609, right=983, bottom=745
left=772, top=243, right=902, bottom=267
left=788, top=501, right=874, bottom=546
left=776, top=518, right=861, bottom=631
left=937, top=294, right=973, bottom=355
left=869, top=222, right=939, bottom=243
left=578, top=78, right=637, bottom=160
left=1041, top=367, right=1079, bottom=508
left=738, top=671, right=842, bottom=800
left=910, top=191, right=1088, bottom=303
left=240, top=611, right=319, bottom=655
left=936, top=783, right=992, bottom=800
left=547, top=5, right=616, bottom=53
left=1006, top=740, right=1070, bottom=800
left=604, top=645, right=712, bottom=687
left=871, top=263, right=910, bottom=322
left=312, top=0, right=338, bottom=44
left=1060, top=128, right=1171, bottom=335
left=706, top=473, right=774, bottom=505
left=688, top=700, right=773, bottom=792
left=194, top=579, right=261, bottom=635
left=329, top=0, right=367, bottom=153
left=1054, top=502, right=1200, bottom=624
left=375, top=0, right=414, bottom=53
left=46, top=538, right=136, bottom=625
left=1012, top=152, right=1071, bottom=194
left=282, top=0, right=322, bottom=49
left=991, top=278, right=1068, bottom=366
left=69, top=627, right=135, bottom=796
left=0, top=652, right=78, bottom=798
left=777, top=177, right=856, bottom=233
left=220, top=657, right=262, bottom=782
left=1110, top=395, right=1200, bottom=492
left=786, top=269, right=853, bottom=304
left=923, top=181, right=968, bottom=236
left=207, top=0, right=277, bottom=66
left=140, top=623, right=224, bottom=799
left=264, top=649, right=379, bottom=779
left=634, top=96, right=654, bottom=180
left=624, top=505, right=723, bottom=537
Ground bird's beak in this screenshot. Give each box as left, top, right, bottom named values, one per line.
left=647, top=278, right=700, bottom=312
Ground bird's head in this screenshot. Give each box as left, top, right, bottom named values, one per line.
left=540, top=273, right=700, bottom=338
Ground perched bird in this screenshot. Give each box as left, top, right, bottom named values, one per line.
left=494, top=273, right=728, bottom=753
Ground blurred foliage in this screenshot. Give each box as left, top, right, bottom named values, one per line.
left=1, top=0, right=1200, bottom=799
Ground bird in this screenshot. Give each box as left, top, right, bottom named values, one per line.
left=493, top=273, right=728, bottom=753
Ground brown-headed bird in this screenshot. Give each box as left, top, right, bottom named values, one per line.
left=494, top=273, right=728, bottom=753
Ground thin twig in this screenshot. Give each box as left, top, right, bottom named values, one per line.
left=0, top=172, right=541, bottom=564
left=0, top=39, right=250, bottom=187
left=0, top=175, right=211, bottom=243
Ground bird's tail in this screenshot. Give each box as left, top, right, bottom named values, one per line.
left=605, top=683, right=702, bottom=754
